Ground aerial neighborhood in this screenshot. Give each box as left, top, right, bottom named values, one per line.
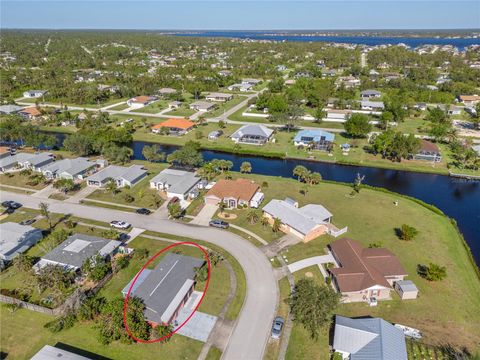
left=0, top=21, right=479, bottom=360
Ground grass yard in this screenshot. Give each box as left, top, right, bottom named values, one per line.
left=164, top=107, right=196, bottom=117
left=234, top=172, right=480, bottom=351
left=0, top=172, right=49, bottom=190
left=203, top=95, right=248, bottom=118
left=292, top=265, right=325, bottom=286
left=129, top=100, right=169, bottom=114
left=108, top=102, right=130, bottom=111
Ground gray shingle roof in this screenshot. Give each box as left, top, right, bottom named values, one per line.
left=333, top=316, right=407, bottom=360
left=41, top=157, right=94, bottom=177
left=0, top=104, right=23, bottom=114
left=262, top=199, right=332, bottom=235
left=231, top=125, right=273, bottom=140
left=123, top=253, right=204, bottom=324
left=0, top=152, right=53, bottom=170
left=39, top=233, right=121, bottom=270
left=86, top=165, right=146, bottom=184
left=150, top=169, right=200, bottom=195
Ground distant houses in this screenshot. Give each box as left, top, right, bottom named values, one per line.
left=230, top=124, right=273, bottom=145
left=204, top=178, right=263, bottom=208
left=86, top=164, right=147, bottom=188
left=360, top=100, right=385, bottom=111
left=190, top=100, right=216, bottom=112
left=458, top=94, right=480, bottom=106
left=293, top=129, right=335, bottom=151
left=41, top=157, right=97, bottom=180
left=205, top=92, right=233, bottom=102
left=151, top=118, right=195, bottom=135
left=0, top=222, right=43, bottom=263
left=18, top=107, right=42, bottom=120
left=122, top=253, right=204, bottom=326
left=360, top=89, right=381, bottom=99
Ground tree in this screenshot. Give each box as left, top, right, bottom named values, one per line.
left=288, top=278, right=340, bottom=339
left=82, top=255, right=112, bottom=282
left=293, top=165, right=309, bottom=181
left=152, top=324, right=174, bottom=343
left=417, top=262, right=447, bottom=281
left=379, top=111, right=394, bottom=130
left=53, top=178, right=77, bottom=194
left=39, top=202, right=53, bottom=230
left=194, top=265, right=208, bottom=282
left=344, top=114, right=372, bottom=138
left=313, top=107, right=325, bottom=124
left=305, top=171, right=322, bottom=185
left=78, top=296, right=106, bottom=321
left=63, top=133, right=94, bottom=156
left=142, top=144, right=165, bottom=162
left=398, top=224, right=419, bottom=241
left=102, top=144, right=132, bottom=164
left=219, top=201, right=226, bottom=214
left=261, top=216, right=270, bottom=227
left=246, top=210, right=260, bottom=224
left=166, top=141, right=203, bottom=168
left=168, top=202, right=183, bottom=219
left=105, top=179, right=119, bottom=195
left=12, top=253, right=35, bottom=273
left=268, top=77, right=285, bottom=93
left=352, top=173, right=365, bottom=193
left=272, top=217, right=282, bottom=233
left=240, top=161, right=252, bottom=174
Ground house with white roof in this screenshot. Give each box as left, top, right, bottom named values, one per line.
left=230, top=125, right=274, bottom=145
left=23, top=90, right=48, bottom=98
left=86, top=164, right=147, bottom=188
left=0, top=222, right=43, bottom=262
left=150, top=168, right=201, bottom=199
left=333, top=315, right=407, bottom=360
left=361, top=101, right=385, bottom=111
left=205, top=92, right=233, bottom=102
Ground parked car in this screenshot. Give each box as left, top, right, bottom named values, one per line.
left=3, top=207, right=15, bottom=214
left=19, top=219, right=36, bottom=226
left=271, top=316, right=285, bottom=339
left=168, top=197, right=180, bottom=206
left=1, top=201, right=22, bottom=209
left=209, top=219, right=229, bottom=229
left=136, top=208, right=151, bottom=215
left=110, top=221, right=131, bottom=230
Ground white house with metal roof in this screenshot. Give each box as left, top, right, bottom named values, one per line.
left=23, top=90, right=48, bottom=98
left=150, top=168, right=201, bottom=199
left=31, top=345, right=91, bottom=360
left=333, top=315, right=407, bottom=360
left=230, top=125, right=274, bottom=145
left=0, top=222, right=43, bottom=262
left=86, top=164, right=147, bottom=188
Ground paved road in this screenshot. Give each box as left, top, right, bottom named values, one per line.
left=0, top=191, right=278, bottom=360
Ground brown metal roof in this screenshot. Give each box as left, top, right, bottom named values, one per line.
left=330, top=238, right=407, bottom=292
left=419, top=139, right=440, bottom=153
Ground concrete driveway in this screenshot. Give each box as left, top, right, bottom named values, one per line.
left=67, top=186, right=97, bottom=204
left=32, top=184, right=56, bottom=199
left=0, top=191, right=277, bottom=360
left=190, top=204, right=218, bottom=226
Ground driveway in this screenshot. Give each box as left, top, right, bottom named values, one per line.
left=32, top=184, right=56, bottom=199
left=0, top=190, right=277, bottom=360
left=287, top=253, right=338, bottom=279
left=190, top=203, right=218, bottom=226
left=67, top=186, right=97, bottom=204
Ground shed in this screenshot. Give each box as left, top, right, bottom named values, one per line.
left=395, top=280, right=418, bottom=300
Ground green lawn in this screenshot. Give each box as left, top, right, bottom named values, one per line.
left=164, top=107, right=196, bottom=117
left=0, top=172, right=49, bottom=190
left=108, top=102, right=130, bottom=111
left=130, top=100, right=169, bottom=114
left=203, top=95, right=247, bottom=118
left=236, top=173, right=480, bottom=351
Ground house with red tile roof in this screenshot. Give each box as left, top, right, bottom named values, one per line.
left=151, top=118, right=195, bottom=135
left=18, top=107, right=42, bottom=120
left=329, top=238, right=407, bottom=303
left=204, top=178, right=260, bottom=208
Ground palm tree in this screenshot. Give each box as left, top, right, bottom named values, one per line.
left=240, top=161, right=252, bottom=174
left=246, top=210, right=259, bottom=224
left=272, top=217, right=282, bottom=233
left=399, top=224, right=418, bottom=241
left=105, top=179, right=118, bottom=195
left=307, top=172, right=322, bottom=185
left=293, top=165, right=308, bottom=182
left=39, top=202, right=53, bottom=230
left=219, top=202, right=226, bottom=214
left=261, top=216, right=270, bottom=227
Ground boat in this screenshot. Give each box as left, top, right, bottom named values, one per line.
left=394, top=324, right=422, bottom=340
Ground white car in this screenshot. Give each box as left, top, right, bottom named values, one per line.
left=110, top=221, right=131, bottom=230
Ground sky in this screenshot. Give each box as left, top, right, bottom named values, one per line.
left=1, top=1, right=479, bottom=30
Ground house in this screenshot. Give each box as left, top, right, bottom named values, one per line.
left=41, top=157, right=96, bottom=180
left=150, top=168, right=201, bottom=199
left=208, top=130, right=223, bottom=140
left=329, top=238, right=407, bottom=302
left=205, top=92, right=233, bottom=102
left=321, top=69, right=337, bottom=77
left=34, top=233, right=121, bottom=272
left=189, top=101, right=217, bottom=112
left=413, top=102, right=427, bottom=111
left=336, top=76, right=361, bottom=88
left=31, top=345, right=91, bottom=360
left=0, top=222, right=43, bottom=262
left=18, top=107, right=42, bottom=120
left=414, top=140, right=442, bottom=162
left=23, top=90, right=47, bottom=98
left=241, top=78, right=262, bottom=86
left=126, top=95, right=157, bottom=108
left=333, top=315, right=407, bottom=360
left=448, top=106, right=462, bottom=116
left=276, top=65, right=287, bottom=71
left=394, top=280, right=419, bottom=300
left=230, top=125, right=273, bottom=145
left=16, top=152, right=55, bottom=172
left=158, top=87, right=177, bottom=97
left=262, top=199, right=334, bottom=241
left=360, top=90, right=382, bottom=99
left=327, top=109, right=352, bottom=121
left=86, top=164, right=147, bottom=188
left=293, top=129, right=335, bottom=151
left=458, top=95, right=480, bottom=106
left=168, top=101, right=182, bottom=109
left=0, top=104, right=23, bottom=115
left=218, top=70, right=232, bottom=77
left=361, top=101, right=385, bottom=111
left=152, top=118, right=195, bottom=135
left=227, top=83, right=253, bottom=92
left=204, top=178, right=260, bottom=208
left=121, top=253, right=204, bottom=325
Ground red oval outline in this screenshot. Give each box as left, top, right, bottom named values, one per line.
left=122, top=241, right=211, bottom=343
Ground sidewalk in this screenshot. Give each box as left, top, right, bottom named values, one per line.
left=230, top=224, right=268, bottom=245
left=32, top=184, right=56, bottom=199
left=66, top=186, right=97, bottom=204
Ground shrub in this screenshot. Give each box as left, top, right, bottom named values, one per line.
left=44, top=313, right=77, bottom=333
left=398, top=224, right=419, bottom=241
left=417, top=263, right=447, bottom=281
left=123, top=194, right=135, bottom=203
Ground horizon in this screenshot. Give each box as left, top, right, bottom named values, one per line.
left=1, top=28, right=479, bottom=32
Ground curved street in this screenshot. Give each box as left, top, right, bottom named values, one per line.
left=0, top=191, right=278, bottom=360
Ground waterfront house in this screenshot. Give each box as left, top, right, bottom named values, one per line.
left=189, top=101, right=217, bottom=112
left=230, top=124, right=273, bottom=145
left=121, top=253, right=204, bottom=326
left=333, top=315, right=407, bottom=360
left=293, top=129, right=335, bottom=151
left=329, top=238, right=407, bottom=303
left=23, top=90, right=47, bottom=98
left=205, top=92, right=233, bottom=102
left=34, top=233, right=121, bottom=272
left=0, top=222, right=43, bottom=262
left=150, top=168, right=201, bottom=200
left=262, top=199, right=335, bottom=242
left=152, top=118, right=195, bottom=135
left=208, top=130, right=223, bottom=140
left=41, top=157, right=96, bottom=180
left=360, top=89, right=382, bottom=99
left=86, top=164, right=147, bottom=188
left=126, top=95, right=157, bottom=109
left=413, top=140, right=442, bottom=162
left=204, top=178, right=261, bottom=208
left=18, top=107, right=42, bottom=120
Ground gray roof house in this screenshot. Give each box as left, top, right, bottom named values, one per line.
left=0, top=104, right=24, bottom=114
left=34, top=233, right=121, bottom=271
left=262, top=199, right=333, bottom=241
left=41, top=157, right=96, bottom=180
left=23, top=90, right=48, bottom=98
left=31, top=345, right=91, bottom=360
left=333, top=315, right=407, bottom=360
left=86, top=165, right=147, bottom=188
left=0, top=152, right=55, bottom=172
left=361, top=101, right=385, bottom=111
left=150, top=168, right=201, bottom=200
left=190, top=100, right=216, bottom=112
left=360, top=90, right=382, bottom=99
left=230, top=125, right=274, bottom=145
left=122, top=253, right=204, bottom=325
left=0, top=222, right=43, bottom=261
